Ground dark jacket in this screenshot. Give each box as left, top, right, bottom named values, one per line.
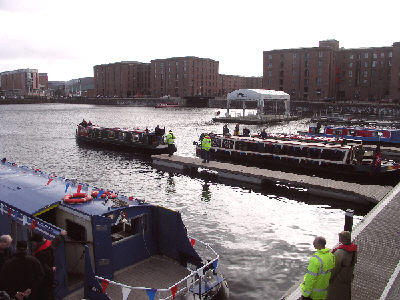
left=0, top=251, right=44, bottom=300
left=33, top=235, right=64, bottom=300
left=0, top=247, right=12, bottom=271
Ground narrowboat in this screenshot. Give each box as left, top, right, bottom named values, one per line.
left=308, top=123, right=400, bottom=146
left=195, top=133, right=400, bottom=178
left=0, top=159, right=228, bottom=300
left=76, top=124, right=170, bottom=155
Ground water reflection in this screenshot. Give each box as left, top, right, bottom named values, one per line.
left=201, top=181, right=211, bottom=202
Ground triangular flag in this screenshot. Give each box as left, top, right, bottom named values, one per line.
left=65, top=182, right=70, bottom=193
left=122, top=286, right=132, bottom=300
left=171, top=285, right=178, bottom=299
left=22, top=215, right=27, bottom=225
left=101, top=279, right=109, bottom=293
left=77, top=184, right=82, bottom=193
left=213, top=259, right=218, bottom=270
left=30, top=220, right=37, bottom=230
left=46, top=178, right=53, bottom=186
left=13, top=211, right=19, bottom=221
left=145, top=289, right=157, bottom=300
left=7, top=208, right=11, bottom=218
left=97, top=190, right=105, bottom=198
left=190, top=238, right=195, bottom=247
left=129, top=196, right=134, bottom=201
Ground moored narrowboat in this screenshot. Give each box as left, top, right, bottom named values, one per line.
left=0, top=160, right=228, bottom=299
left=76, top=124, right=171, bottom=155
left=308, top=123, right=400, bottom=146
left=195, top=133, right=400, bottom=179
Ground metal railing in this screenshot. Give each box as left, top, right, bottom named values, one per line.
left=95, top=235, right=220, bottom=299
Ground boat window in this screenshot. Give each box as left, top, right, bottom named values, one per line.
left=211, top=138, right=222, bottom=148
left=349, top=129, right=357, bottom=136
left=221, top=139, right=234, bottom=149
left=320, top=149, right=346, bottom=161
left=111, top=213, right=148, bottom=243
left=333, top=130, right=342, bottom=135
left=108, top=131, right=115, bottom=139
left=66, top=219, right=86, bottom=241
left=101, top=130, right=108, bottom=139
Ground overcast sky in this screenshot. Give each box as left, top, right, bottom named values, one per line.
left=0, top=0, right=398, bottom=81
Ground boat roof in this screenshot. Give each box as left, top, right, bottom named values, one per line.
left=0, top=161, right=149, bottom=217
left=214, top=134, right=352, bottom=149
left=82, top=125, right=148, bottom=134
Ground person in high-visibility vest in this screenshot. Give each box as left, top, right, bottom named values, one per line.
left=201, top=134, right=212, bottom=163
left=165, top=130, right=176, bottom=156
left=301, top=236, right=335, bottom=300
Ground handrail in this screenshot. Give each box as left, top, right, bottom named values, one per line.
left=94, top=235, right=220, bottom=299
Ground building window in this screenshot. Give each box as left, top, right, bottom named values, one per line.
left=268, top=55, right=272, bottom=59
left=268, top=71, right=272, bottom=77
left=66, top=220, right=86, bottom=241
left=349, top=71, right=352, bottom=77
left=364, top=70, right=368, bottom=77
left=279, top=79, right=283, bottom=85
left=316, top=78, right=322, bottom=85
left=381, top=53, right=385, bottom=58
left=319, top=52, right=323, bottom=58
left=305, top=53, right=310, bottom=59
left=363, top=79, right=368, bottom=85
left=280, top=71, right=284, bottom=77
left=293, top=53, right=297, bottom=59
left=389, top=52, right=393, bottom=58
left=389, top=61, right=392, bottom=66
left=373, top=53, right=377, bottom=59
left=349, top=54, right=354, bottom=60
left=364, top=53, right=369, bottom=59
left=372, top=61, right=377, bottom=68
left=318, top=61, right=323, bottom=67
left=349, top=62, right=353, bottom=68
left=318, top=69, right=322, bottom=76
left=268, top=62, right=272, bottom=67
left=292, top=61, right=296, bottom=67
left=304, top=69, right=309, bottom=77
left=292, top=70, right=296, bottom=76
left=111, top=213, right=148, bottom=243
left=364, top=62, right=368, bottom=68
left=304, top=79, right=309, bottom=86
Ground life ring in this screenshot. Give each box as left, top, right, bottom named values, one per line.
left=63, top=193, right=93, bottom=204
left=91, top=190, right=117, bottom=199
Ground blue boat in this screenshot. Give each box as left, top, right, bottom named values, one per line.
left=0, top=159, right=228, bottom=299
left=308, top=123, right=400, bottom=146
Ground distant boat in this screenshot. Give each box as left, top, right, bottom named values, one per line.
left=154, top=103, right=180, bottom=108
left=76, top=124, right=170, bottom=154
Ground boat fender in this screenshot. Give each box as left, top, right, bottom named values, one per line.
left=63, top=193, right=93, bottom=204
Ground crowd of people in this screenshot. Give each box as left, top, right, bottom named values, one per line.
left=300, top=231, right=357, bottom=300
left=0, top=231, right=67, bottom=300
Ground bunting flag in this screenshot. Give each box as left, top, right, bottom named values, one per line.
left=8, top=208, right=11, bottom=218
left=145, top=289, right=157, bottom=300
left=77, top=185, right=82, bottom=194
left=22, top=215, right=27, bottom=225
left=213, top=259, right=218, bottom=270
left=190, top=238, right=195, bottom=247
left=129, top=196, right=134, bottom=201
left=97, top=190, right=105, bottom=199
left=122, top=286, right=132, bottom=300
left=171, top=285, right=178, bottom=299
left=101, top=279, right=109, bottom=293
left=13, top=211, right=19, bottom=221
left=0, top=203, right=3, bottom=215
left=65, top=182, right=70, bottom=193
left=46, top=178, right=53, bottom=186
left=30, top=220, right=37, bottom=230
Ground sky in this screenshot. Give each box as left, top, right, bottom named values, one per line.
left=0, top=0, right=398, bottom=81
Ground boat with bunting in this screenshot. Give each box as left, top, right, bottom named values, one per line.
left=308, top=123, right=400, bottom=147
left=76, top=124, right=170, bottom=155
left=195, top=133, right=400, bottom=180
left=0, top=159, right=228, bottom=300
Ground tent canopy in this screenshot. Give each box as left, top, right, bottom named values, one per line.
left=226, top=89, right=290, bottom=118
left=227, top=89, right=290, bottom=101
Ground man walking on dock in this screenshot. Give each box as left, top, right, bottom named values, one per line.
left=301, top=236, right=335, bottom=300
left=166, top=130, right=176, bottom=157
left=201, top=134, right=212, bottom=163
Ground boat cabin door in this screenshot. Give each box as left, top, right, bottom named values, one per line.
left=91, top=215, right=113, bottom=279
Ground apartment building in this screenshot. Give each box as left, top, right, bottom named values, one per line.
left=263, top=40, right=400, bottom=101
left=94, top=61, right=151, bottom=98
left=0, top=68, right=40, bottom=96
left=150, top=57, right=219, bottom=97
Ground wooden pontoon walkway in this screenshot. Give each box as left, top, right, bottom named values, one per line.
left=282, top=181, right=400, bottom=300
left=63, top=255, right=190, bottom=300
left=152, top=154, right=392, bottom=204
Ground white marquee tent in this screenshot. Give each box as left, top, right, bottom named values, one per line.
left=226, top=89, right=290, bottom=119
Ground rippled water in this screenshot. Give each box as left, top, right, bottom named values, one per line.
left=0, top=104, right=370, bottom=299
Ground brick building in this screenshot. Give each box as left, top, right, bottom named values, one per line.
left=0, top=68, right=40, bottom=97
left=150, top=57, right=219, bottom=97
left=219, top=74, right=262, bottom=96
left=39, top=73, right=48, bottom=90
left=94, top=61, right=151, bottom=98
left=263, top=40, right=400, bottom=101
